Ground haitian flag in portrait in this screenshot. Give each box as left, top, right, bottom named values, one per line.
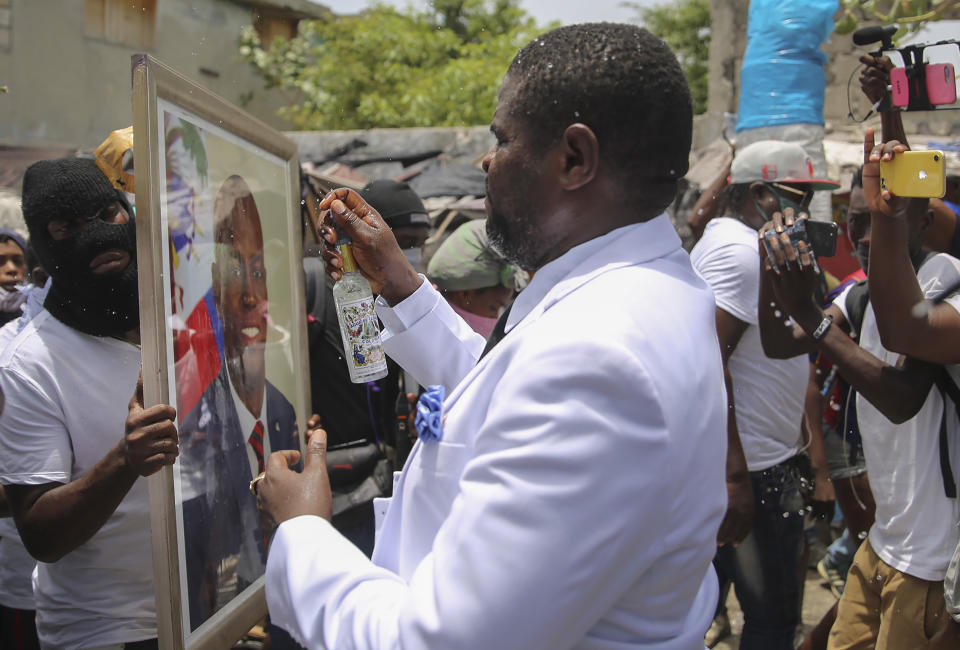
left=164, top=115, right=223, bottom=421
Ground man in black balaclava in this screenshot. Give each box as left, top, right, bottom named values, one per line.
left=22, top=157, right=139, bottom=337
left=0, top=157, right=178, bottom=649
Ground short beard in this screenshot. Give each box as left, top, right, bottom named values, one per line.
left=485, top=193, right=543, bottom=270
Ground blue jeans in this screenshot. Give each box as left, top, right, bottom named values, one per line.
left=825, top=527, right=859, bottom=577
left=714, top=457, right=806, bottom=650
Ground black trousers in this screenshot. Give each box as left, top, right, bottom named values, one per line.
left=0, top=605, right=40, bottom=650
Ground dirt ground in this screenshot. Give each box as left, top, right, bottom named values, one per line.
left=713, top=566, right=839, bottom=649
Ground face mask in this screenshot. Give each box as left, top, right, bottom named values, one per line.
left=41, top=216, right=140, bottom=337
left=752, top=196, right=803, bottom=225
left=450, top=302, right=499, bottom=338
left=402, top=247, right=423, bottom=271
left=0, top=286, right=24, bottom=313
left=755, top=184, right=808, bottom=222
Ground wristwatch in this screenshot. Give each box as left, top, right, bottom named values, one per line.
left=811, top=314, right=834, bottom=341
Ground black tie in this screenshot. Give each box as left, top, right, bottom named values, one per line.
left=479, top=301, right=514, bottom=361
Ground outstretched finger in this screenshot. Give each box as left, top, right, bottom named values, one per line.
left=304, top=428, right=328, bottom=474
left=129, top=371, right=144, bottom=413
left=863, top=128, right=876, bottom=164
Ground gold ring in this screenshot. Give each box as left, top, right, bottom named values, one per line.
left=249, top=472, right=266, bottom=497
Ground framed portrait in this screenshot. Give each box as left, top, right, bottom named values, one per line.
left=132, top=54, right=310, bottom=650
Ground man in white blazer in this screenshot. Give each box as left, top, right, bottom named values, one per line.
left=256, top=23, right=728, bottom=649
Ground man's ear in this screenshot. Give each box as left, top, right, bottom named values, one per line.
left=558, top=124, right=600, bottom=191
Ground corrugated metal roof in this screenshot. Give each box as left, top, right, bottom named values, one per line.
left=228, top=0, right=329, bottom=19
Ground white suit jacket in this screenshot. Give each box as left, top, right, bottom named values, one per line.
left=266, top=214, right=728, bottom=649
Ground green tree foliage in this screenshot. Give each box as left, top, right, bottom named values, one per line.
left=239, top=1, right=549, bottom=130
left=625, top=0, right=710, bottom=115
left=835, top=0, right=960, bottom=37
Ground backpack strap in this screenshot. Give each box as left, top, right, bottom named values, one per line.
left=917, top=251, right=960, bottom=499
left=844, top=280, right=870, bottom=337
left=936, top=369, right=960, bottom=499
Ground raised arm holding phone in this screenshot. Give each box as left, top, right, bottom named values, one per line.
left=861, top=129, right=960, bottom=363
left=757, top=129, right=960, bottom=649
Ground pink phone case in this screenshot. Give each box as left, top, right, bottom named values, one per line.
left=891, top=67, right=910, bottom=107
left=926, top=63, right=957, bottom=106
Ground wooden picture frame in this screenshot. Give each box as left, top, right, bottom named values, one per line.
left=132, top=54, right=310, bottom=650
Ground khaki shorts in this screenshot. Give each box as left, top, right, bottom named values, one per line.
left=828, top=539, right=960, bottom=650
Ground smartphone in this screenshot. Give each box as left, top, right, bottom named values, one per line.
left=891, top=67, right=910, bottom=107
left=880, top=150, right=946, bottom=198
left=926, top=63, right=957, bottom=106
left=784, top=219, right=839, bottom=258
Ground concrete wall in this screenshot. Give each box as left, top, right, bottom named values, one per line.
left=694, top=0, right=749, bottom=150
left=0, top=0, right=297, bottom=149
left=706, top=0, right=749, bottom=117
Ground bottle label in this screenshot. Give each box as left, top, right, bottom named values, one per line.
left=338, top=296, right=387, bottom=372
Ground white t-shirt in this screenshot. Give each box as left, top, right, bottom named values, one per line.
left=834, top=254, right=960, bottom=581
left=691, top=217, right=806, bottom=471
left=0, top=316, right=36, bottom=611
left=0, top=310, right=155, bottom=648
left=0, top=518, right=35, bottom=610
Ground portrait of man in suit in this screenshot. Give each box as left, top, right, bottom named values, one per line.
left=179, top=174, right=301, bottom=630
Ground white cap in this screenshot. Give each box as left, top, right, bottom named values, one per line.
left=730, top=140, right=839, bottom=191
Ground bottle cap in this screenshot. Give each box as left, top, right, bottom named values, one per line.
left=332, top=222, right=358, bottom=272
left=338, top=243, right=358, bottom=273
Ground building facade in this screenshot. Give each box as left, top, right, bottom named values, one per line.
left=0, top=0, right=324, bottom=150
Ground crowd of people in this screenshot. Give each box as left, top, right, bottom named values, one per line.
left=0, top=19, right=957, bottom=650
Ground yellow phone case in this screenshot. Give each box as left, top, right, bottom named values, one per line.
left=879, top=150, right=946, bottom=198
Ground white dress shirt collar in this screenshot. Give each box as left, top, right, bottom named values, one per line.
left=226, top=367, right=269, bottom=475
left=227, top=368, right=265, bottom=432
left=505, top=212, right=680, bottom=334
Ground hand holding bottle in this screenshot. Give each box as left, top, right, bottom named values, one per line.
left=318, top=189, right=423, bottom=305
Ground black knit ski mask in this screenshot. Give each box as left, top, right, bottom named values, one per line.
left=21, top=158, right=139, bottom=337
